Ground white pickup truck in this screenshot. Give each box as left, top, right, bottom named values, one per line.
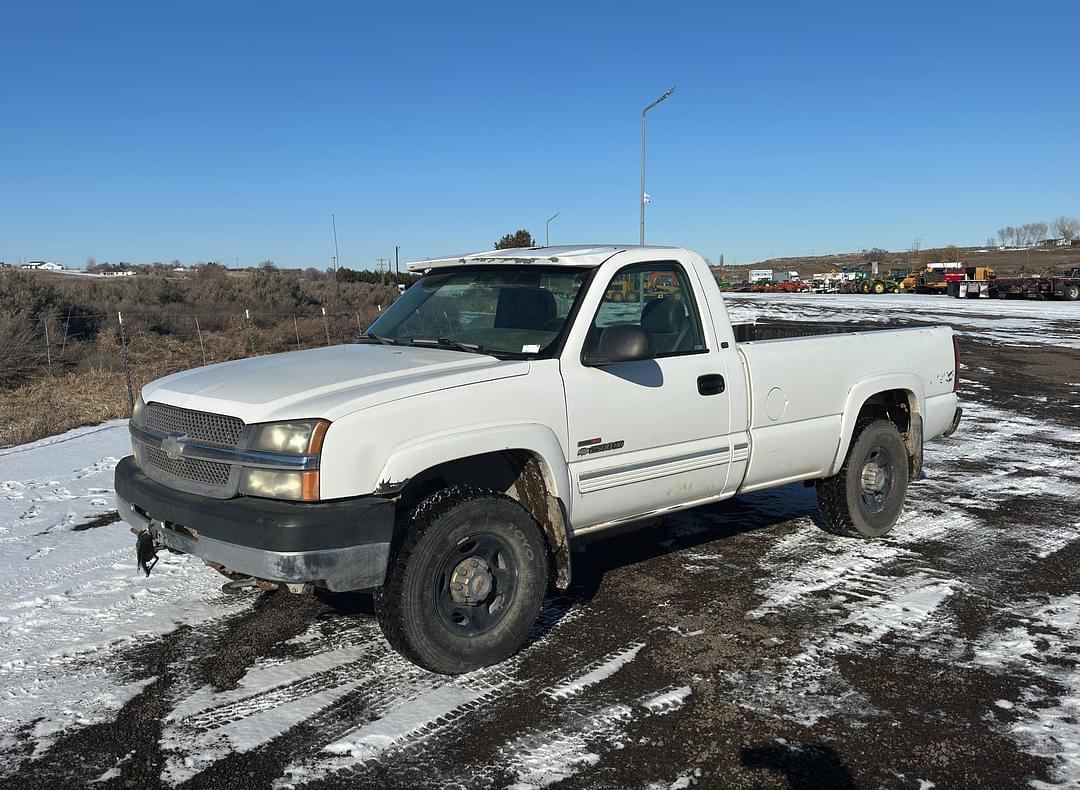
left=116, top=245, right=962, bottom=673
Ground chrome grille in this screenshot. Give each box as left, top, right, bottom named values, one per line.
left=145, top=402, right=243, bottom=446
left=144, top=445, right=231, bottom=488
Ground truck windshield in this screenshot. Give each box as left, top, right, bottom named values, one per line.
left=365, top=267, right=591, bottom=357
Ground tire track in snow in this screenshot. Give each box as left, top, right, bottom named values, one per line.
left=270, top=597, right=593, bottom=787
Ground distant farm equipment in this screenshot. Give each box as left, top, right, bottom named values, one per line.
left=951, top=266, right=1080, bottom=301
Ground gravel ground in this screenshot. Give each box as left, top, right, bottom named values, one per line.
left=1, top=294, right=1078, bottom=790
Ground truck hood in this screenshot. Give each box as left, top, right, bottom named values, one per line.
left=141, top=344, right=531, bottom=423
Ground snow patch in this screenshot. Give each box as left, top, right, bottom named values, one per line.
left=542, top=642, right=644, bottom=700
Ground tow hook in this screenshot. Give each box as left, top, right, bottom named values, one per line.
left=134, top=529, right=159, bottom=577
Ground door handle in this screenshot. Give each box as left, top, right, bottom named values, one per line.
left=697, top=374, right=725, bottom=396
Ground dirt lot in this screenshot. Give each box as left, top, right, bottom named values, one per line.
left=1, top=294, right=1078, bottom=789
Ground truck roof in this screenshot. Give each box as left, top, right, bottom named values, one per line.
left=406, top=245, right=682, bottom=272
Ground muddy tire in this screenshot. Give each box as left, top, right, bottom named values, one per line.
left=816, top=420, right=909, bottom=538
left=374, top=485, right=549, bottom=674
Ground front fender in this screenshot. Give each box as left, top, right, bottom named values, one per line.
left=374, top=423, right=572, bottom=507
left=828, top=374, right=925, bottom=477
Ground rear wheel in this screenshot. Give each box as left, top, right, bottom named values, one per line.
left=1064, top=283, right=1080, bottom=301
left=375, top=486, right=549, bottom=674
left=816, top=420, right=909, bottom=538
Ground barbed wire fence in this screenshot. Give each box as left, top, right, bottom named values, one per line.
left=20, top=303, right=390, bottom=412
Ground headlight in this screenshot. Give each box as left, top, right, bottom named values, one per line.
left=248, top=420, right=329, bottom=455
left=239, top=468, right=319, bottom=501
left=240, top=419, right=329, bottom=501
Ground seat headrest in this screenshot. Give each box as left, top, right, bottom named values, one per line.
left=641, top=298, right=685, bottom=333
left=494, top=287, right=557, bottom=330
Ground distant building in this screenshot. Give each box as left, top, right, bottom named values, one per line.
left=0, top=262, right=11, bottom=269
left=21, top=261, right=63, bottom=271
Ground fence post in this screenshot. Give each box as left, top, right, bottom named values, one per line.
left=59, top=307, right=72, bottom=358
left=293, top=315, right=301, bottom=350
left=245, top=308, right=256, bottom=356
left=43, top=317, right=52, bottom=375
left=322, top=307, right=331, bottom=346
left=356, top=312, right=362, bottom=335
left=194, top=315, right=207, bottom=365
left=118, top=312, right=135, bottom=411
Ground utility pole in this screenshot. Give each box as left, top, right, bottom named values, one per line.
left=377, top=258, right=388, bottom=284
left=640, top=86, right=676, bottom=245
left=332, top=213, right=340, bottom=272
left=395, top=245, right=400, bottom=276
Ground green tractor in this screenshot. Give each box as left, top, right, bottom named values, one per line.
left=865, top=277, right=903, bottom=294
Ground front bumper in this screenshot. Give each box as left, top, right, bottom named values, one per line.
left=114, top=456, right=394, bottom=591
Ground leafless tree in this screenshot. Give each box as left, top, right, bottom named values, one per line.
left=997, top=228, right=1009, bottom=247
left=1053, top=215, right=1080, bottom=242
left=1030, top=223, right=1046, bottom=244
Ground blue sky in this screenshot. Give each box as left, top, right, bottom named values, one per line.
left=2, top=1, right=1077, bottom=269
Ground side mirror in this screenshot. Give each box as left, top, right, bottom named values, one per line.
left=582, top=325, right=655, bottom=366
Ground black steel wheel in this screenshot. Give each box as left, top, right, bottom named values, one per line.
left=375, top=485, right=549, bottom=674
left=816, top=419, right=909, bottom=538
left=433, top=531, right=519, bottom=637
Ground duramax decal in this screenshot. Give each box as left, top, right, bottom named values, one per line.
left=577, top=438, right=625, bottom=456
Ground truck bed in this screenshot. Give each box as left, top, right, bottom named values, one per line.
left=732, top=319, right=929, bottom=343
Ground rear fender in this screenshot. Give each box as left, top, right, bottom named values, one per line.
left=828, top=375, right=925, bottom=477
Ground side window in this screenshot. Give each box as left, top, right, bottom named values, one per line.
left=586, top=262, right=707, bottom=357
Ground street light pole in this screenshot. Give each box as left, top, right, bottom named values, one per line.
left=331, top=213, right=340, bottom=272
left=546, top=211, right=560, bottom=246
left=640, top=86, right=676, bottom=245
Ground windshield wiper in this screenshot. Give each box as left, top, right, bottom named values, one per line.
left=409, top=337, right=488, bottom=354
left=356, top=333, right=399, bottom=345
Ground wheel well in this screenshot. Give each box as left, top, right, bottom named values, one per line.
left=854, top=389, right=923, bottom=478
left=395, top=450, right=572, bottom=589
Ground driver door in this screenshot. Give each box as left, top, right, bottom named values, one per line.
left=560, top=261, right=734, bottom=530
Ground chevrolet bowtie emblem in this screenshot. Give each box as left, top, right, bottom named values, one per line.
left=162, top=434, right=187, bottom=461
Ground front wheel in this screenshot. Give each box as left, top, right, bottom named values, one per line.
left=816, top=419, right=909, bottom=538
left=375, top=486, right=549, bottom=674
